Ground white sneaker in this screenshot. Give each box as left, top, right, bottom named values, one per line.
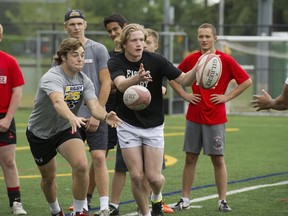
left=11, top=201, right=27, bottom=215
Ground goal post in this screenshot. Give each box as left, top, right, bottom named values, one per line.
left=216, top=35, right=288, bottom=114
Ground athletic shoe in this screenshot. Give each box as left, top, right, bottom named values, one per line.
left=171, top=198, right=189, bottom=211
left=11, top=202, right=27, bottom=215
left=109, top=204, right=119, bottom=216
left=51, top=209, right=64, bottom=216
left=218, top=200, right=232, bottom=212
left=151, top=200, right=164, bottom=216
left=94, top=208, right=110, bottom=216
left=162, top=201, right=174, bottom=213
left=70, top=212, right=89, bottom=216
left=69, top=205, right=91, bottom=211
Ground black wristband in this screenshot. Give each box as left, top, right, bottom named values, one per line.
left=104, top=113, right=108, bottom=122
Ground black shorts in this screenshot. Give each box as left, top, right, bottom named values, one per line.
left=106, top=93, right=118, bottom=150
left=115, top=143, right=128, bottom=172
left=79, top=121, right=108, bottom=151
left=0, top=113, right=16, bottom=145
left=26, top=127, right=82, bottom=166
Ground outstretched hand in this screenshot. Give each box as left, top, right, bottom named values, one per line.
left=251, top=89, right=272, bottom=111
left=138, top=63, right=153, bottom=83
left=105, top=111, right=122, bottom=128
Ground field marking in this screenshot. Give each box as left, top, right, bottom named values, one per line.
left=122, top=181, right=288, bottom=216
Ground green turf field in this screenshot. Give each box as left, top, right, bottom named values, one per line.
left=0, top=109, right=287, bottom=216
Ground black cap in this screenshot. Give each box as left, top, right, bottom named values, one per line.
left=64, top=9, right=85, bottom=22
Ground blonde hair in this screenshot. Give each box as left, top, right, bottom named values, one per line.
left=145, top=28, right=159, bottom=42
left=116, top=23, right=147, bottom=52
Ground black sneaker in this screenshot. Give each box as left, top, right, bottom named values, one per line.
left=109, top=204, right=119, bottom=216
left=172, top=198, right=189, bottom=211
left=218, top=200, right=232, bottom=212
left=51, top=209, right=64, bottom=216
left=151, top=200, right=164, bottom=216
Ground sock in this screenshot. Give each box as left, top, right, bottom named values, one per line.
left=151, top=192, right=162, bottom=203
left=7, top=187, right=21, bottom=207
left=99, top=196, right=109, bottom=210
left=49, top=199, right=61, bottom=214
left=86, top=193, right=93, bottom=205
left=83, top=198, right=88, bottom=211
left=110, top=203, right=119, bottom=209
left=182, top=197, right=189, bottom=204
left=73, top=199, right=85, bottom=213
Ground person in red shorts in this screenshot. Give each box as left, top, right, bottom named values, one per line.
left=0, top=23, right=27, bottom=215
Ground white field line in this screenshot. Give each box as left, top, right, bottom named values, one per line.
left=123, top=181, right=288, bottom=216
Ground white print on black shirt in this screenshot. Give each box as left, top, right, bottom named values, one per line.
left=126, top=69, right=149, bottom=88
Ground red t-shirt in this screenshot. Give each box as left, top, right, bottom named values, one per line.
left=0, top=50, right=25, bottom=113
left=178, top=50, right=250, bottom=125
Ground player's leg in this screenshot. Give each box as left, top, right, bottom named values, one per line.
left=142, top=124, right=165, bottom=216
left=210, top=155, right=227, bottom=200
left=0, top=117, right=26, bottom=215
left=86, top=122, right=110, bottom=214
left=117, top=121, right=150, bottom=215
left=203, top=123, right=231, bottom=211
left=110, top=144, right=127, bottom=214
left=58, top=138, right=89, bottom=214
left=173, top=121, right=202, bottom=211
left=87, top=163, right=95, bottom=209
left=122, top=146, right=150, bottom=215
left=0, top=144, right=27, bottom=215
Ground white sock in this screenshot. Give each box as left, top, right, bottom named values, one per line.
left=49, top=199, right=61, bottom=214
left=73, top=199, right=85, bottom=213
left=110, top=203, right=119, bottom=209
left=182, top=197, right=190, bottom=204
left=99, top=196, right=109, bottom=210
left=151, top=192, right=162, bottom=203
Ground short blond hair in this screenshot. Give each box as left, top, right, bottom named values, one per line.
left=116, top=23, right=147, bottom=52
left=145, top=28, right=159, bottom=42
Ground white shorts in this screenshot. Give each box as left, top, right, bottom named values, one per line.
left=116, top=121, right=164, bottom=149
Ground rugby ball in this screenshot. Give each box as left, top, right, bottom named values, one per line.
left=123, top=85, right=151, bottom=110
left=196, top=53, right=222, bottom=89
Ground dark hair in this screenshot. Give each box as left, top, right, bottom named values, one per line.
left=103, top=13, right=127, bottom=28
left=54, top=38, right=84, bottom=65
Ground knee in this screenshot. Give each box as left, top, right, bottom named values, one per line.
left=73, top=160, right=88, bottom=177
left=1, top=157, right=16, bottom=170
left=41, top=175, right=56, bottom=187
left=185, top=153, right=198, bottom=164
left=147, top=174, right=165, bottom=187
left=91, top=151, right=106, bottom=167
left=211, top=156, right=225, bottom=167
left=130, top=173, right=145, bottom=186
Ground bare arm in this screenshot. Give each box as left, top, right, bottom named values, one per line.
left=210, top=78, right=252, bottom=104
left=85, top=68, right=111, bottom=132
left=168, top=80, right=201, bottom=104
left=251, top=83, right=288, bottom=111
left=86, top=98, right=122, bottom=127
left=0, top=86, right=22, bottom=132
left=98, top=68, right=111, bottom=106
left=174, top=65, right=197, bottom=86
left=49, top=92, right=86, bottom=133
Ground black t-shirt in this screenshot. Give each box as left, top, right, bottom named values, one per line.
left=108, top=51, right=182, bottom=128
